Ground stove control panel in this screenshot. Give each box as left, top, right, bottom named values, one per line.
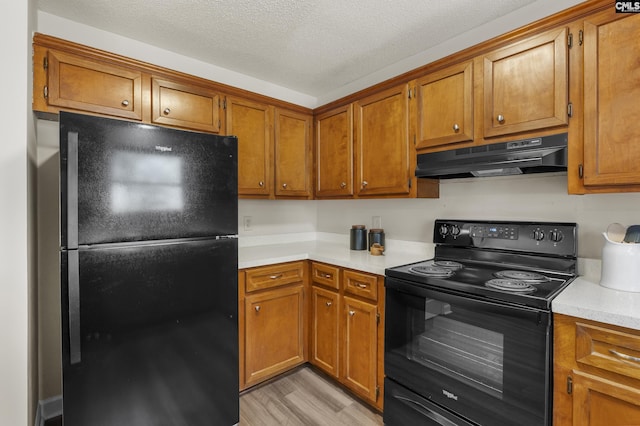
left=434, top=219, right=577, bottom=257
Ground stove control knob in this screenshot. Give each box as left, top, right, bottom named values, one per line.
left=533, top=229, right=545, bottom=241
left=439, top=224, right=450, bottom=237
left=549, top=229, right=563, bottom=243
left=450, top=225, right=461, bottom=237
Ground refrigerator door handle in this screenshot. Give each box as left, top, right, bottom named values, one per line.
left=67, top=131, right=79, bottom=249
left=68, top=250, right=81, bottom=365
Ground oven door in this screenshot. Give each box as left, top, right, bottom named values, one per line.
left=384, top=277, right=551, bottom=426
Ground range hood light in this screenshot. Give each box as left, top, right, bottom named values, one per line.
left=470, top=168, right=523, bottom=177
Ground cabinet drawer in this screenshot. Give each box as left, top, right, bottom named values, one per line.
left=245, top=262, right=305, bottom=293
left=576, top=322, right=640, bottom=381
left=343, top=269, right=378, bottom=301
left=311, top=262, right=340, bottom=289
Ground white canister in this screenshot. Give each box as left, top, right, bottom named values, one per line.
left=600, top=232, right=640, bottom=292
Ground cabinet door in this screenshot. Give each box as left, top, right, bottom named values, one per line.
left=244, top=285, right=305, bottom=386
left=45, top=49, right=142, bottom=120
left=573, top=370, right=640, bottom=425
left=227, top=97, right=274, bottom=197
left=583, top=12, right=640, bottom=186
left=342, top=296, right=378, bottom=403
left=355, top=85, right=411, bottom=196
left=311, top=286, right=340, bottom=378
left=483, top=27, right=568, bottom=137
left=274, top=108, right=312, bottom=198
left=151, top=78, right=221, bottom=133
left=416, top=61, right=473, bottom=149
left=315, top=104, right=354, bottom=198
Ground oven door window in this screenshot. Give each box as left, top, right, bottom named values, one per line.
left=385, top=278, right=551, bottom=426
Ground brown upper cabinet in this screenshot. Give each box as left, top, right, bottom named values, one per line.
left=481, top=27, right=569, bottom=138
left=226, top=96, right=274, bottom=197
left=151, top=77, right=222, bottom=133
left=35, top=48, right=143, bottom=121
left=415, top=61, right=474, bottom=150
left=274, top=108, right=313, bottom=199
left=354, top=84, right=412, bottom=197
left=315, top=104, right=354, bottom=198
left=581, top=11, right=640, bottom=188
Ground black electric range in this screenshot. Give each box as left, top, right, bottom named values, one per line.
left=385, top=219, right=578, bottom=310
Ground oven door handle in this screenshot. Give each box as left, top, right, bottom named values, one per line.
left=385, top=277, right=547, bottom=324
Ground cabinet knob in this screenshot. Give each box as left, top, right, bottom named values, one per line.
left=320, top=273, right=332, bottom=278
left=258, top=181, right=264, bottom=187
left=326, top=301, right=332, bottom=307
left=340, top=182, right=347, bottom=189
left=269, top=274, right=283, bottom=280
left=255, top=306, right=261, bottom=312
left=361, top=181, right=368, bottom=189
left=164, top=108, right=171, bottom=115
left=282, top=183, right=288, bottom=189
left=349, top=310, right=356, bottom=316
left=452, top=123, right=460, bottom=132
left=497, top=114, right=505, bottom=124
left=121, top=100, right=130, bottom=107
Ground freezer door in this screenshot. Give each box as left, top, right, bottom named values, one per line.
left=60, top=111, right=237, bottom=247
left=61, top=238, right=239, bottom=425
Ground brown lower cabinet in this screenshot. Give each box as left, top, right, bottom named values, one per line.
left=553, top=313, right=640, bottom=425
left=239, top=261, right=308, bottom=390
left=239, top=260, right=384, bottom=411
left=310, top=262, right=384, bottom=411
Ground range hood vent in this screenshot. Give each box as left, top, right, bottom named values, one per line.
left=416, top=133, right=568, bottom=179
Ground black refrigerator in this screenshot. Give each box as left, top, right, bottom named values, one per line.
left=59, top=111, right=239, bottom=425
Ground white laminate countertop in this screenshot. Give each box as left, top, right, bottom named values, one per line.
left=239, top=234, right=433, bottom=276
left=552, top=273, right=640, bottom=331
left=239, top=234, right=640, bottom=331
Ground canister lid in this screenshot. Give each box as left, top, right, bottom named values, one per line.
left=369, top=228, right=384, bottom=233
left=352, top=225, right=366, bottom=229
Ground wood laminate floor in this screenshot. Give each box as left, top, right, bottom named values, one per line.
left=44, top=366, right=383, bottom=426
left=240, top=366, right=383, bottom=426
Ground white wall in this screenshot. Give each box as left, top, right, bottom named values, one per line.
left=1, top=0, right=36, bottom=425
left=316, top=174, right=640, bottom=260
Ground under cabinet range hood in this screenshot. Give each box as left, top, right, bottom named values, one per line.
left=416, top=133, right=568, bottom=179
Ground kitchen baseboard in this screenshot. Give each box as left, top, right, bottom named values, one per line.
left=35, top=395, right=62, bottom=426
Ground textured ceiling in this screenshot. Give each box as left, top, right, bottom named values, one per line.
left=37, top=0, right=544, bottom=98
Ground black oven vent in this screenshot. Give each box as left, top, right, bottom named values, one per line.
left=416, top=133, right=568, bottom=179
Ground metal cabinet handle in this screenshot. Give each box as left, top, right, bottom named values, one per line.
left=497, top=114, right=505, bottom=124
left=255, top=306, right=261, bottom=312
left=282, top=183, right=288, bottom=189
left=355, top=282, right=368, bottom=289
left=163, top=108, right=171, bottom=115
left=340, top=182, right=346, bottom=189
left=610, top=349, right=640, bottom=363
left=349, top=310, right=356, bottom=316
left=269, top=274, right=283, bottom=280
left=121, top=100, right=130, bottom=107
left=361, top=181, right=368, bottom=189
left=258, top=181, right=264, bottom=187
left=452, top=123, right=460, bottom=132
left=320, top=272, right=332, bottom=279
left=326, top=301, right=332, bottom=307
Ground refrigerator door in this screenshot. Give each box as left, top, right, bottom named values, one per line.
left=60, top=112, right=238, bottom=248
left=61, top=237, right=239, bottom=425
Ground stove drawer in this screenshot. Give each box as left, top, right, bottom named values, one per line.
left=576, top=321, right=640, bottom=381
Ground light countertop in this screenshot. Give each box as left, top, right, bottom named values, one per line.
left=239, top=234, right=640, bottom=331
left=239, top=233, right=433, bottom=276
left=552, top=272, right=640, bottom=331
